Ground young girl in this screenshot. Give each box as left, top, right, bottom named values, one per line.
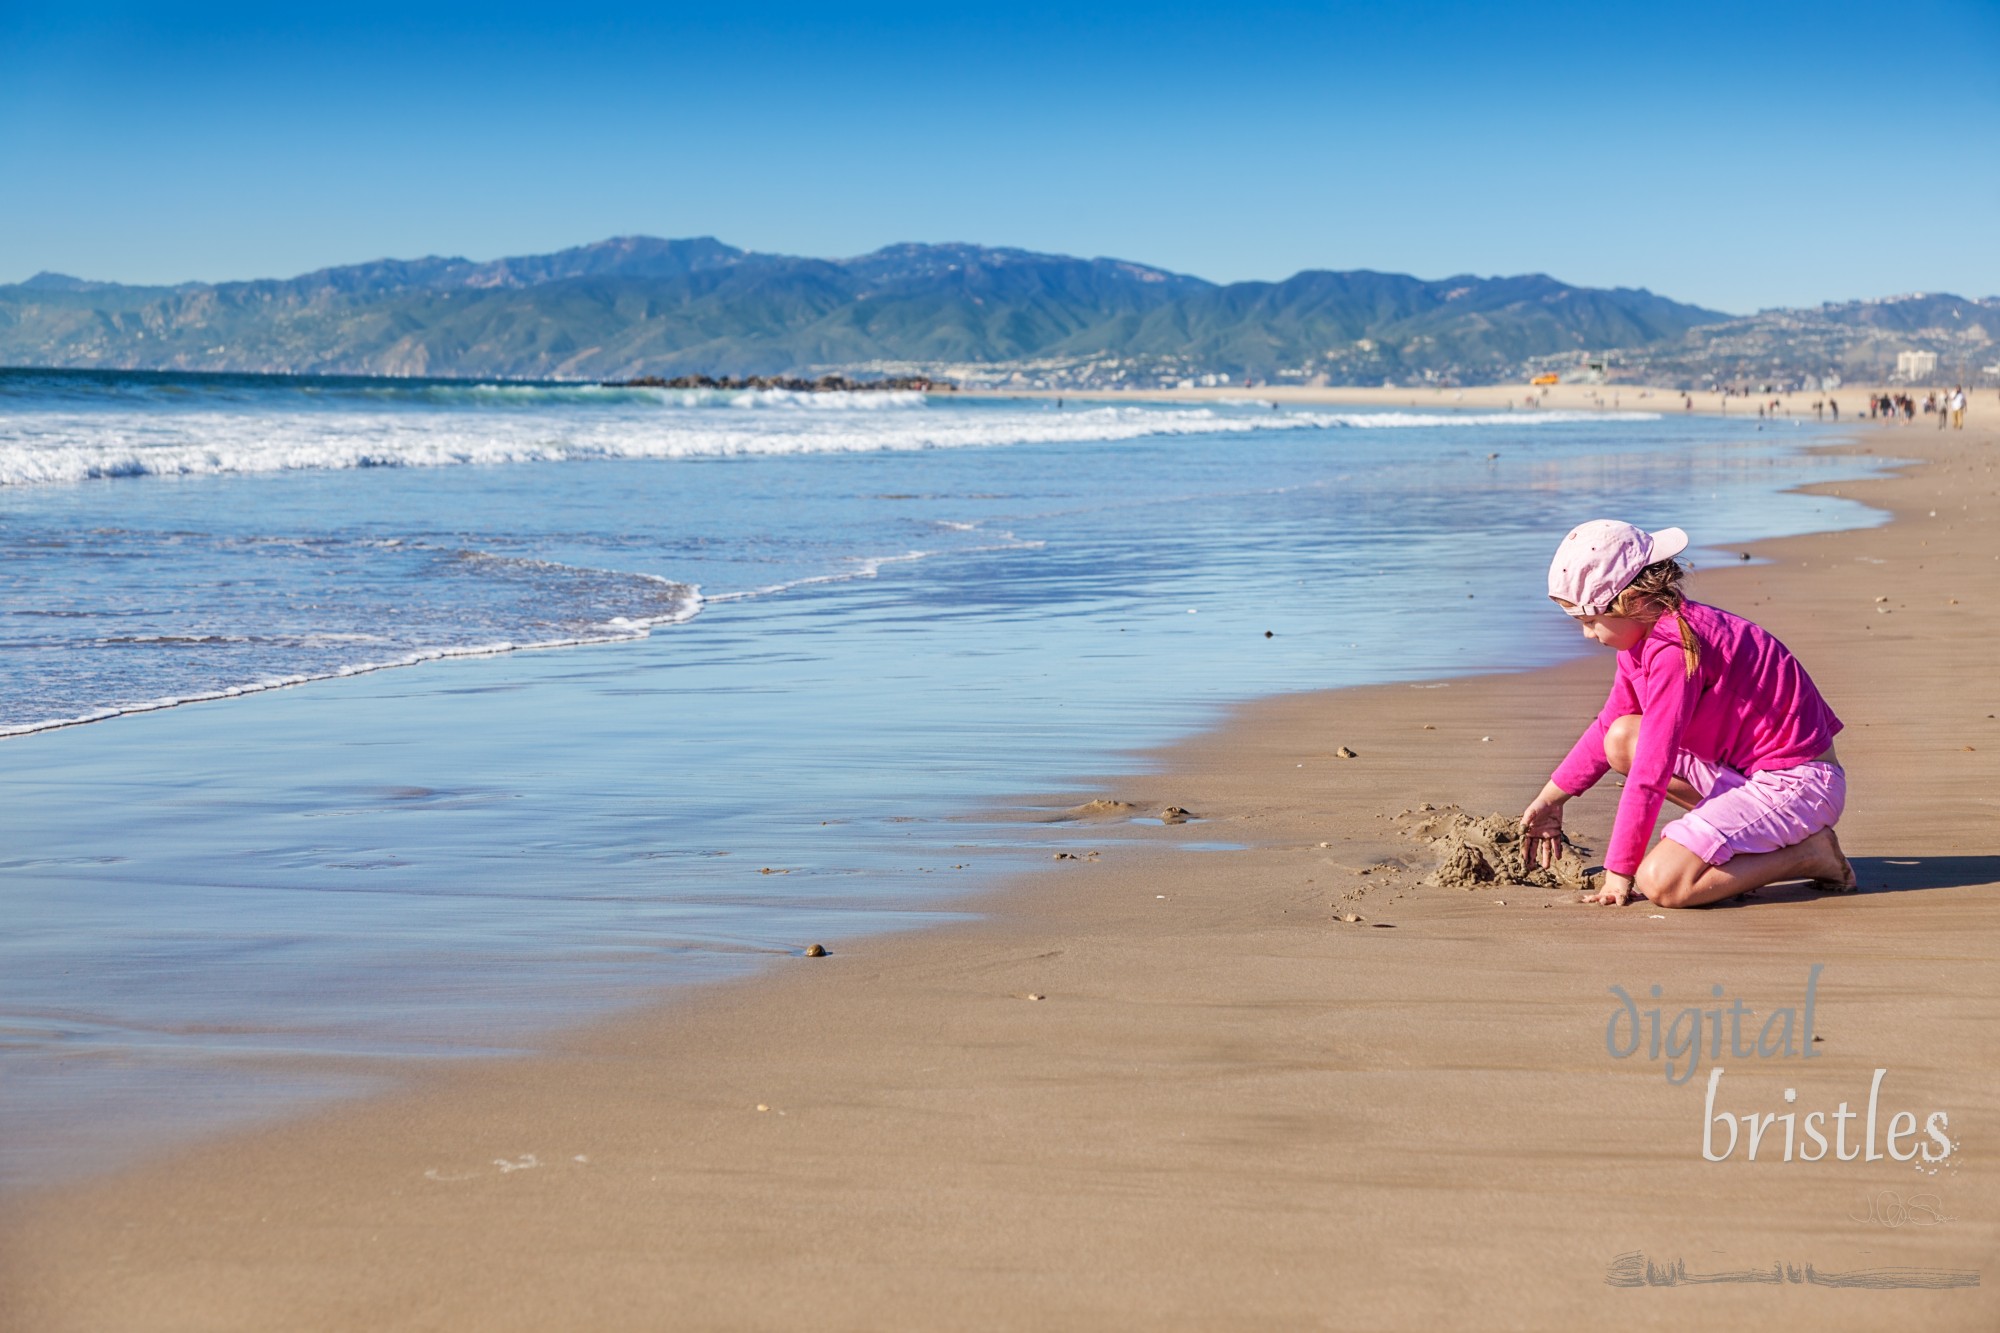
left=1520, top=519, right=1855, bottom=908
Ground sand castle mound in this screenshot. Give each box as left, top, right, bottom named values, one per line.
left=1394, top=804, right=1596, bottom=890
left=1048, top=799, right=1139, bottom=821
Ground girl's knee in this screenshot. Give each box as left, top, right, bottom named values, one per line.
left=1636, top=848, right=1702, bottom=908
left=1604, top=713, right=1641, bottom=774
left=1636, top=866, right=1690, bottom=908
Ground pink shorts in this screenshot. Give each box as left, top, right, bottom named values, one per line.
left=1659, top=754, right=1846, bottom=866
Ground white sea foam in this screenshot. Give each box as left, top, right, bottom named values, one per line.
left=0, top=400, right=1657, bottom=488
left=346, top=384, right=931, bottom=411
left=0, top=523, right=1056, bottom=738
left=0, top=552, right=706, bottom=740
left=700, top=527, right=1045, bottom=606
left=0, top=598, right=705, bottom=740
left=702, top=550, right=933, bottom=604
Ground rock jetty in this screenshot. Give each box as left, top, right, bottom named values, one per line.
left=603, top=374, right=950, bottom=392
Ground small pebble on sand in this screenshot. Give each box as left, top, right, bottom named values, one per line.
left=1340, top=913, right=1363, bottom=923
left=1161, top=806, right=1195, bottom=824
left=804, top=943, right=827, bottom=957
left=1026, top=993, right=1045, bottom=1001
left=1335, top=746, right=1358, bottom=759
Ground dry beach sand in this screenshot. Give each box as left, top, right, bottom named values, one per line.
left=2, top=421, right=1997, bottom=1330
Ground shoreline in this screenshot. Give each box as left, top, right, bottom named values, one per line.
left=4, top=426, right=1996, bottom=1328
left=1, top=408, right=1857, bottom=1197
left=964, top=380, right=1963, bottom=422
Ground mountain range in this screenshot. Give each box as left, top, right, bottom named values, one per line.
left=2, top=237, right=1993, bottom=388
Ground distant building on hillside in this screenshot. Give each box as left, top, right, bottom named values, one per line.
left=1896, top=349, right=1938, bottom=380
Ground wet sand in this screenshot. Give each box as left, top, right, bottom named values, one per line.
left=3, top=424, right=1996, bottom=1330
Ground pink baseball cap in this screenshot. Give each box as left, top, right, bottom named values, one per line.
left=1548, top=520, right=1689, bottom=615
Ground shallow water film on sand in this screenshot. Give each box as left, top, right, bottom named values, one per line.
left=0, top=369, right=1880, bottom=1186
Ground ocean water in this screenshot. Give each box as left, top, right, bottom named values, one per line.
left=0, top=369, right=1882, bottom=1187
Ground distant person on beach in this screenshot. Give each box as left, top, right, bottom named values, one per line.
left=1520, top=520, right=1853, bottom=908
left=1951, top=386, right=1967, bottom=428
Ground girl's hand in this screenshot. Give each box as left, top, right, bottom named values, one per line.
left=1591, top=872, right=1636, bottom=906
left=1519, top=782, right=1570, bottom=870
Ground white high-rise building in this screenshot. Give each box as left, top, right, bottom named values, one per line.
left=1896, top=349, right=1939, bottom=380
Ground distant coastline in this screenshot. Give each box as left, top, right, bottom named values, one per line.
left=11, top=234, right=1990, bottom=391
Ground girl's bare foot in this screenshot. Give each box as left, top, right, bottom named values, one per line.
left=1805, top=827, right=1857, bottom=893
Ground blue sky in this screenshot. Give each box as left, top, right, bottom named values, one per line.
left=3, top=1, right=1996, bottom=312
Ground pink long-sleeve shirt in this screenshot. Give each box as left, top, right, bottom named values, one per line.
left=1550, top=599, right=1842, bottom=876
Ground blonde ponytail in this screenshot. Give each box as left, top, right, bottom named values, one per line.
left=1611, top=558, right=1701, bottom=678
left=1674, top=610, right=1700, bottom=679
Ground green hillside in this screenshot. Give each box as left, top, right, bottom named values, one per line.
left=0, top=237, right=1731, bottom=384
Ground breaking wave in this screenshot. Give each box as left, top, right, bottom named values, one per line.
left=0, top=393, right=1656, bottom=488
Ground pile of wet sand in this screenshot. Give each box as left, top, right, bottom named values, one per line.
left=1037, top=799, right=1139, bottom=822
left=1393, top=804, right=1597, bottom=890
